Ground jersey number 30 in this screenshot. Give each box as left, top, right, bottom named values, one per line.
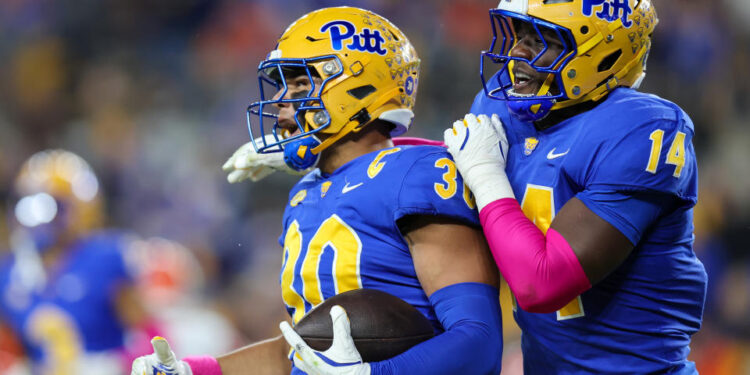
left=281, top=216, right=363, bottom=323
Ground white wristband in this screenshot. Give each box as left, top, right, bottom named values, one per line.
left=462, top=163, right=514, bottom=212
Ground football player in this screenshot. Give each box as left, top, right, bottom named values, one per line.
left=0, top=149, right=158, bottom=374
left=133, top=7, right=503, bottom=375
left=443, top=0, right=706, bottom=373
left=222, top=1, right=707, bottom=374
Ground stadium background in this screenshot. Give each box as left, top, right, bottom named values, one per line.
left=0, top=0, right=748, bottom=373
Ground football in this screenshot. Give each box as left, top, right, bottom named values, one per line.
left=294, top=288, right=435, bottom=362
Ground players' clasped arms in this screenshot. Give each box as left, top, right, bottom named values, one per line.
left=133, top=6, right=503, bottom=375
left=139, top=0, right=708, bottom=374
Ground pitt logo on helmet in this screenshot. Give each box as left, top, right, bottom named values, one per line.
left=321, top=20, right=387, bottom=55
left=583, top=0, right=634, bottom=27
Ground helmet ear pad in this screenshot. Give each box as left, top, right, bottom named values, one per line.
left=540, top=0, right=659, bottom=103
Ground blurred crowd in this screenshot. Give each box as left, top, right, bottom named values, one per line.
left=0, top=0, right=748, bottom=373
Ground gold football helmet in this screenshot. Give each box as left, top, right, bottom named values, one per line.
left=12, top=149, right=103, bottom=250
left=481, top=0, right=658, bottom=121
left=247, top=6, right=420, bottom=170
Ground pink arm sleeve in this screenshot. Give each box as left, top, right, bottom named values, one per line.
left=184, top=356, right=223, bottom=375
left=479, top=198, right=592, bottom=313
left=392, top=137, right=446, bottom=147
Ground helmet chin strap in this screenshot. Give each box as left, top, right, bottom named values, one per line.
left=533, top=73, right=556, bottom=114
left=283, top=135, right=321, bottom=171
left=506, top=72, right=557, bottom=121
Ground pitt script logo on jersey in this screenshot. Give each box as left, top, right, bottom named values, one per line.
left=583, top=0, right=634, bottom=27
left=321, top=20, right=387, bottom=55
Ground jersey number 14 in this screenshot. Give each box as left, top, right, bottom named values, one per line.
left=646, top=129, right=686, bottom=178
left=520, top=185, right=585, bottom=321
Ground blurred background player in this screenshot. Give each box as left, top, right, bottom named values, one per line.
left=133, top=6, right=503, bottom=375
left=444, top=0, right=706, bottom=373
left=0, top=149, right=159, bottom=374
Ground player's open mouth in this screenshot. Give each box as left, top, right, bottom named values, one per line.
left=513, top=71, right=537, bottom=94
left=280, top=126, right=301, bottom=138
left=277, top=112, right=301, bottom=137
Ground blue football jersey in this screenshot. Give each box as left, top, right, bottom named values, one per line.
left=472, top=85, right=707, bottom=374
left=278, top=145, right=478, bottom=373
left=0, top=230, right=132, bottom=373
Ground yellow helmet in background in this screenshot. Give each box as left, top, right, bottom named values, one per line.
left=481, top=0, right=658, bottom=121
left=247, top=6, right=420, bottom=170
left=12, top=149, right=103, bottom=250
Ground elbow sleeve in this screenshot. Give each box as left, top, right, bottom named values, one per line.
left=371, top=283, right=503, bottom=375
left=479, top=198, right=591, bottom=313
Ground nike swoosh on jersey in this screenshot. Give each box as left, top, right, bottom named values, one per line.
left=547, top=148, right=569, bottom=159
left=342, top=182, right=364, bottom=194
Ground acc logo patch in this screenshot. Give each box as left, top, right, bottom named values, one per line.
left=290, top=189, right=307, bottom=207
left=321, top=20, right=387, bottom=55
left=583, top=0, right=634, bottom=28
left=524, top=137, right=539, bottom=156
